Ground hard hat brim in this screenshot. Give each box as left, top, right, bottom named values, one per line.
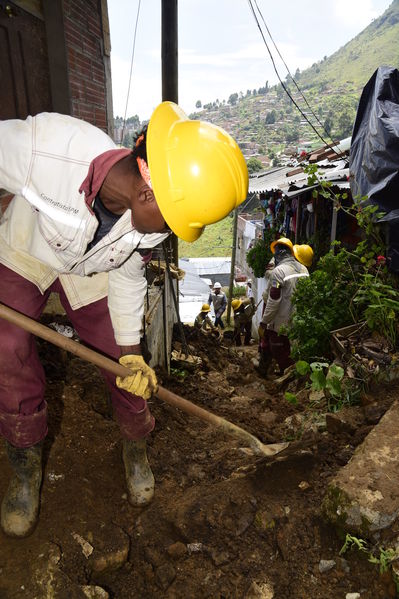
left=270, top=238, right=294, bottom=254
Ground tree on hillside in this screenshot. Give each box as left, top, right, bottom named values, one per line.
left=265, top=110, right=276, bottom=124
left=294, top=68, right=301, bottom=80
left=286, top=128, right=300, bottom=143
left=228, top=93, right=238, bottom=106
left=195, top=100, right=202, bottom=108
left=247, top=157, right=263, bottom=174
left=276, top=84, right=284, bottom=99
left=324, top=116, right=333, bottom=135
left=126, top=115, right=140, bottom=128
left=337, top=110, right=354, bottom=138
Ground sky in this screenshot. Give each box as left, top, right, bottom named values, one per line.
left=108, top=0, right=393, bottom=122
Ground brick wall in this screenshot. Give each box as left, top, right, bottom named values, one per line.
left=63, top=0, right=108, bottom=131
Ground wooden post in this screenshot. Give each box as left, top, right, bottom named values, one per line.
left=161, top=0, right=179, bottom=267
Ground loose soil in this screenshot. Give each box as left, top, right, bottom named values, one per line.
left=0, top=319, right=398, bottom=599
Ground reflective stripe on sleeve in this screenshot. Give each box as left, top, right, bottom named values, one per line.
left=282, top=273, right=309, bottom=282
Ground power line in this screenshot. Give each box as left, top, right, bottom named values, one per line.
left=121, top=0, right=141, bottom=146
left=252, top=0, right=337, bottom=148
left=247, top=0, right=344, bottom=158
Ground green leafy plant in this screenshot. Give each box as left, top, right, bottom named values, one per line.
left=368, top=547, right=399, bottom=574
left=246, top=237, right=272, bottom=279
left=294, top=360, right=356, bottom=411
left=289, top=168, right=399, bottom=359
left=340, top=533, right=399, bottom=585
left=339, top=533, right=369, bottom=556
left=289, top=249, right=358, bottom=361
left=170, top=367, right=188, bottom=380
left=284, top=391, right=298, bottom=405
left=352, top=274, right=399, bottom=348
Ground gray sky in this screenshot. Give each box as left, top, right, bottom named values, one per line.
left=108, top=0, right=393, bottom=121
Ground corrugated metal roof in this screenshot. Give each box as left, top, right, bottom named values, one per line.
left=248, top=137, right=351, bottom=196
left=248, top=163, right=350, bottom=195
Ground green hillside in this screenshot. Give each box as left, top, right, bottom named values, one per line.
left=299, top=0, right=399, bottom=89
left=178, top=215, right=233, bottom=258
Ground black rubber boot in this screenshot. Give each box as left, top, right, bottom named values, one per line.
left=122, top=438, right=154, bottom=507
left=1, top=441, right=43, bottom=538
left=256, top=352, right=273, bottom=378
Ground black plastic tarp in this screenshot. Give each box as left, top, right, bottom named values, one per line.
left=349, top=65, right=399, bottom=271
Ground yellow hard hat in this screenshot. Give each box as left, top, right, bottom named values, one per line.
left=201, top=303, right=211, bottom=312
left=231, top=299, right=242, bottom=311
left=270, top=237, right=294, bottom=254
left=293, top=244, right=314, bottom=267
left=147, top=102, right=249, bottom=242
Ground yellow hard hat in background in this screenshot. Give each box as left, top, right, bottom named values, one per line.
left=270, top=237, right=294, bottom=254
left=201, top=303, right=211, bottom=312
left=231, top=299, right=242, bottom=311
left=147, top=102, right=249, bottom=242
left=293, top=244, right=314, bottom=267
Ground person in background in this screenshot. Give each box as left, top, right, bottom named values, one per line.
left=194, top=304, right=220, bottom=339
left=0, top=103, right=248, bottom=537
left=208, top=282, right=227, bottom=329
left=246, top=279, right=254, bottom=299
left=231, top=297, right=255, bottom=346
left=258, top=239, right=313, bottom=376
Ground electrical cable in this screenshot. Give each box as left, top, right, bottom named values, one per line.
left=247, top=0, right=345, bottom=159
left=121, top=0, right=141, bottom=146
left=252, top=0, right=337, bottom=148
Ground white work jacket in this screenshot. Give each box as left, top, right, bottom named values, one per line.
left=0, top=113, right=169, bottom=345
left=262, top=256, right=309, bottom=332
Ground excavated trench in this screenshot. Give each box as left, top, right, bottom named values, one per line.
left=0, top=320, right=397, bottom=598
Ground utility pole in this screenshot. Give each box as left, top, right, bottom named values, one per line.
left=226, top=209, right=238, bottom=325
left=161, top=0, right=179, bottom=267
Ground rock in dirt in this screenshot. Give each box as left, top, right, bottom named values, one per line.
left=325, top=409, right=363, bottom=435
left=318, top=559, right=336, bottom=573
left=323, top=400, right=399, bottom=536
left=345, top=594, right=361, bottom=599
left=210, top=549, right=230, bottom=566
left=88, top=525, right=130, bottom=574
left=167, top=541, right=187, bottom=559
left=155, top=563, right=176, bottom=590
left=81, top=586, right=109, bottom=599
left=245, top=580, right=274, bottom=598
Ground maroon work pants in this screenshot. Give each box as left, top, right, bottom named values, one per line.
left=259, top=329, right=294, bottom=374
left=0, top=264, right=154, bottom=447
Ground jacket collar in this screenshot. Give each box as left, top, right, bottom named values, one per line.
left=79, top=148, right=132, bottom=207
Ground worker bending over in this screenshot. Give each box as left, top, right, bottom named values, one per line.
left=232, top=297, right=255, bottom=346
left=0, top=103, right=248, bottom=537
left=194, top=304, right=221, bottom=340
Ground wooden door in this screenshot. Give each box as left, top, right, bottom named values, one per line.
left=0, top=1, right=52, bottom=119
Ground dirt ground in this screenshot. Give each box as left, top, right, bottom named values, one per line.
left=0, top=320, right=398, bottom=599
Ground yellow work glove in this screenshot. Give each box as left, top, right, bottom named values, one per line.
left=116, top=355, right=158, bottom=400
